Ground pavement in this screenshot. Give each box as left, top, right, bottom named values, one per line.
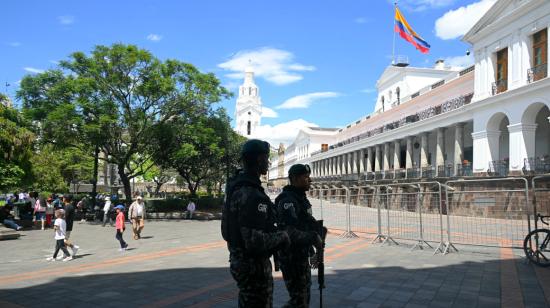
left=0, top=219, right=549, bottom=308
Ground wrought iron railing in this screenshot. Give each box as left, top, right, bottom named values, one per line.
left=527, top=64, right=548, bottom=83
left=489, top=160, right=509, bottom=177
left=437, top=165, right=453, bottom=177
left=523, top=157, right=550, bottom=174
left=421, top=166, right=435, bottom=178
left=374, top=171, right=384, bottom=180
left=406, top=167, right=420, bottom=178
left=492, top=79, right=507, bottom=95
left=394, top=168, right=406, bottom=179
left=456, top=163, right=473, bottom=177
left=366, top=172, right=375, bottom=180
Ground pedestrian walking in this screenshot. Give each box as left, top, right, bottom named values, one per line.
left=47, top=209, right=72, bottom=262
left=222, top=139, right=290, bottom=307
left=128, top=196, right=146, bottom=240
left=102, top=196, right=113, bottom=227
left=114, top=205, right=128, bottom=251
left=275, top=164, right=325, bottom=308
left=187, top=199, right=196, bottom=219
left=63, top=195, right=80, bottom=257
left=33, top=194, right=46, bottom=230
left=45, top=197, right=54, bottom=228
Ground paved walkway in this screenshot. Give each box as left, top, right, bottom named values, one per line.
left=0, top=220, right=548, bottom=307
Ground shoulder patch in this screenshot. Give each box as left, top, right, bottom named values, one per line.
left=283, top=202, right=294, bottom=210
left=257, top=203, right=268, bottom=213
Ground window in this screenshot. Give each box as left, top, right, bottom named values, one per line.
left=381, top=96, right=385, bottom=112
left=247, top=121, right=251, bottom=135
left=495, top=48, right=508, bottom=94
left=396, top=87, right=400, bottom=104
left=531, top=28, right=547, bottom=82
left=249, top=88, right=252, bottom=95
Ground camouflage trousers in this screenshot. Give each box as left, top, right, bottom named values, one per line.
left=230, top=255, right=273, bottom=308
left=281, top=258, right=311, bottom=308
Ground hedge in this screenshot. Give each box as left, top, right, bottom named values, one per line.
left=144, top=196, right=224, bottom=213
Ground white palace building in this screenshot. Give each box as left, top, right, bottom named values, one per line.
left=267, top=0, right=550, bottom=185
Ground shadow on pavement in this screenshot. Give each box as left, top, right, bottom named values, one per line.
left=0, top=258, right=548, bottom=307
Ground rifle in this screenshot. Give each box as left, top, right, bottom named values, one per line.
left=312, top=220, right=327, bottom=308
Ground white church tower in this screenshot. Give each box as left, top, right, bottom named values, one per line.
left=235, top=65, right=262, bottom=137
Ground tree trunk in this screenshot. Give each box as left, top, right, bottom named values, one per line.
left=91, top=146, right=99, bottom=209
left=117, top=164, right=132, bottom=205
left=155, top=182, right=162, bottom=196
left=187, top=182, right=197, bottom=196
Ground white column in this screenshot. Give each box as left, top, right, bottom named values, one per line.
left=436, top=128, right=445, bottom=168
left=406, top=137, right=413, bottom=169
left=420, top=132, right=429, bottom=168
left=374, top=145, right=381, bottom=172
left=393, top=140, right=401, bottom=169
left=472, top=130, right=501, bottom=173
left=454, top=123, right=465, bottom=176
left=346, top=153, right=352, bottom=175
left=366, top=147, right=373, bottom=173
left=351, top=151, right=357, bottom=175
left=383, top=143, right=391, bottom=170
left=358, top=149, right=365, bottom=174
left=508, top=123, right=537, bottom=172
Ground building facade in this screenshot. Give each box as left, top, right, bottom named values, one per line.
left=269, top=0, right=549, bottom=185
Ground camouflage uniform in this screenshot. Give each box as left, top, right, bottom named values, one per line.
left=222, top=172, right=289, bottom=308
left=276, top=185, right=319, bottom=308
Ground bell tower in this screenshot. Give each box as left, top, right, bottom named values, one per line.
left=235, top=63, right=262, bottom=137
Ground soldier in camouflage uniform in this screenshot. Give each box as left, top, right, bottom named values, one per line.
left=222, top=139, right=291, bottom=308
left=275, top=164, right=324, bottom=308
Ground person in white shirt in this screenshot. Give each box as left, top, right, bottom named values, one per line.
left=187, top=200, right=196, bottom=219
left=102, top=196, right=113, bottom=227
left=47, top=209, right=72, bottom=262
left=128, top=196, right=146, bottom=240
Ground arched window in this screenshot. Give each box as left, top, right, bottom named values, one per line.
left=249, top=87, right=252, bottom=95
left=247, top=121, right=251, bottom=135
left=381, top=96, right=385, bottom=111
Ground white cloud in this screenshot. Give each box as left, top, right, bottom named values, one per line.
left=361, top=88, right=377, bottom=94
left=398, top=0, right=455, bottom=11
left=218, top=47, right=315, bottom=86
left=435, top=0, right=497, bottom=40
left=276, top=92, right=340, bottom=109
left=444, top=54, right=474, bottom=68
left=252, top=119, right=318, bottom=146
left=23, top=67, right=45, bottom=74
left=6, top=42, right=21, bottom=47
left=146, top=34, right=163, bottom=42
left=261, top=106, right=278, bottom=118
left=58, top=15, right=75, bottom=25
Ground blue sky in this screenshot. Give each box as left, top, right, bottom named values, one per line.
left=1, top=0, right=495, bottom=145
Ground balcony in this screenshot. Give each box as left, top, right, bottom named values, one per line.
left=456, top=162, right=473, bottom=177
left=406, top=167, right=420, bottom=178
left=421, top=166, right=435, bottom=179
left=492, top=79, right=507, bottom=95
left=437, top=165, right=453, bottom=177
left=523, top=157, right=550, bottom=175
left=489, top=160, right=509, bottom=177
left=394, top=168, right=406, bottom=179
left=527, top=64, right=548, bottom=83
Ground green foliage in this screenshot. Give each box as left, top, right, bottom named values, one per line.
left=30, top=144, right=93, bottom=192
left=0, top=104, right=34, bottom=191
left=18, top=43, right=232, bottom=202
left=144, top=196, right=223, bottom=213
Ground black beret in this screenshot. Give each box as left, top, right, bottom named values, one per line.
left=288, top=164, right=311, bottom=177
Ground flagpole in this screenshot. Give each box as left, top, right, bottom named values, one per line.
left=392, top=1, right=397, bottom=65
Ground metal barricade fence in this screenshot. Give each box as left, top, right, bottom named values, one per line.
left=309, top=186, right=348, bottom=232
left=347, top=186, right=378, bottom=235
left=445, top=178, right=530, bottom=248
left=532, top=175, right=550, bottom=230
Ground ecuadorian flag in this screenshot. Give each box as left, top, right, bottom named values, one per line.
left=395, top=7, right=430, bottom=54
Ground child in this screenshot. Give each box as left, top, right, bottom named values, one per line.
left=47, top=209, right=72, bottom=262
left=114, top=205, right=128, bottom=251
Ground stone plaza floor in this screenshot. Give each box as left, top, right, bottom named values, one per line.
left=0, top=220, right=549, bottom=307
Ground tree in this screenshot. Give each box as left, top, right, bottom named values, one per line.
left=141, top=163, right=177, bottom=196
left=0, top=103, right=34, bottom=192
left=151, top=109, right=244, bottom=196
left=18, top=44, right=231, bottom=203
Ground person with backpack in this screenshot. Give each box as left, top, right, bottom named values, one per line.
left=221, top=139, right=291, bottom=307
